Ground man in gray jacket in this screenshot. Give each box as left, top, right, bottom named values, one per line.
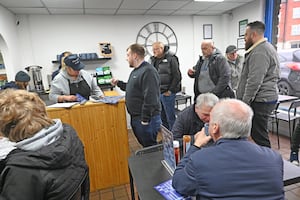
left=236, top=21, right=280, bottom=148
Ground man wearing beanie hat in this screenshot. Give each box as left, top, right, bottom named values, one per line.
left=49, top=54, right=104, bottom=103
left=1, top=71, right=30, bottom=90
left=225, top=45, right=243, bottom=93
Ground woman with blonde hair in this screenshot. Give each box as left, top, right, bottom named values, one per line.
left=0, top=89, right=89, bottom=199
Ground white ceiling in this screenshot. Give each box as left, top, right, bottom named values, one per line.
left=0, top=0, right=255, bottom=16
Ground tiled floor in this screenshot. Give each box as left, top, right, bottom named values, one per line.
left=90, top=130, right=300, bottom=200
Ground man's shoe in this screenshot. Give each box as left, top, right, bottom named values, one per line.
left=290, top=152, right=299, bottom=166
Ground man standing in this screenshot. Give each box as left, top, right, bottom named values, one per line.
left=188, top=40, right=234, bottom=101
left=111, top=44, right=161, bottom=147
left=225, top=45, right=243, bottom=92
left=150, top=42, right=182, bottom=130
left=236, top=21, right=280, bottom=148
left=172, top=99, right=284, bottom=199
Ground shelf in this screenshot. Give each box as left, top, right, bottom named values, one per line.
left=52, top=57, right=111, bottom=64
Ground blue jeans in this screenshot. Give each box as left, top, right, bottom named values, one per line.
left=131, top=115, right=162, bottom=147
left=160, top=93, right=176, bottom=130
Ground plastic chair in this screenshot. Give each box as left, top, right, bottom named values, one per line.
left=275, top=99, right=300, bottom=145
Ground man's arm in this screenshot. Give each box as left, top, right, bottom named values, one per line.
left=211, top=56, right=231, bottom=96
left=172, top=129, right=211, bottom=196
left=169, top=57, right=182, bottom=93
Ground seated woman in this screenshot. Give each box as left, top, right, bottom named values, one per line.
left=0, top=89, right=89, bottom=200
left=1, top=71, right=30, bottom=90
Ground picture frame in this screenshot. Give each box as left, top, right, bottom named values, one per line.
left=203, top=24, right=212, bottom=39
left=237, top=37, right=245, bottom=49
left=239, top=19, right=248, bottom=37
left=99, top=42, right=113, bottom=58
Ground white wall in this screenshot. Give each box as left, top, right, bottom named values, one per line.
left=0, top=5, right=21, bottom=80
left=0, top=0, right=264, bottom=100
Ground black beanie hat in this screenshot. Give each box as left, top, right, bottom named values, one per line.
left=15, top=71, right=30, bottom=82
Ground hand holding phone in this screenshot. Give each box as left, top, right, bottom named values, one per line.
left=204, top=123, right=209, bottom=136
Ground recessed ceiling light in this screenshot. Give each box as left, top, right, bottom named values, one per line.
left=194, top=0, right=224, bottom=2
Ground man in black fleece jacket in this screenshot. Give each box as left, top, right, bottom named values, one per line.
left=111, top=44, right=161, bottom=147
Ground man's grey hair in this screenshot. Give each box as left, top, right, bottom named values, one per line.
left=210, top=98, right=253, bottom=139
left=195, top=93, right=219, bottom=109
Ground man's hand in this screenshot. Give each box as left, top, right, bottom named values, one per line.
left=194, top=128, right=211, bottom=148
left=187, top=68, right=195, bottom=76
left=111, top=78, right=119, bottom=86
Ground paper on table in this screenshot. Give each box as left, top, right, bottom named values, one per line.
left=47, top=102, right=78, bottom=108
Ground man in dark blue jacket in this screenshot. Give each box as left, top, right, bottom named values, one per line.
left=172, top=98, right=284, bottom=200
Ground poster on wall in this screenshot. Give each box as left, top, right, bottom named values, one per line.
left=237, top=38, right=245, bottom=49
left=239, top=19, right=248, bottom=37
left=203, top=24, right=212, bottom=39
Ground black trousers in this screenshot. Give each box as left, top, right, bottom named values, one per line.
left=250, top=102, right=276, bottom=148
left=291, top=122, right=300, bottom=152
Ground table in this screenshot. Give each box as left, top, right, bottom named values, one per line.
left=47, top=91, right=129, bottom=192
left=128, top=151, right=300, bottom=200
left=175, top=94, right=192, bottom=109
left=278, top=94, right=299, bottom=103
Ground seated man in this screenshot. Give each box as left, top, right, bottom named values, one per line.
left=172, top=98, right=284, bottom=200
left=172, top=93, right=219, bottom=143
left=0, top=89, right=89, bottom=200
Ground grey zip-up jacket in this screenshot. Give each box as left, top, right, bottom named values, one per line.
left=49, top=69, right=103, bottom=103
left=236, top=39, right=280, bottom=104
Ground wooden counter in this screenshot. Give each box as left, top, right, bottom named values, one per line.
left=46, top=91, right=129, bottom=191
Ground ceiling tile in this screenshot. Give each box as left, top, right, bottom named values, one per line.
left=43, top=0, right=82, bottom=8
left=0, top=0, right=42, bottom=7
left=49, top=8, right=84, bottom=15
left=8, top=7, right=48, bottom=14
left=119, top=0, right=157, bottom=10
left=85, top=9, right=116, bottom=15
left=116, top=9, right=147, bottom=15
left=85, top=0, right=123, bottom=9
left=145, top=9, right=174, bottom=15
left=151, top=1, right=188, bottom=10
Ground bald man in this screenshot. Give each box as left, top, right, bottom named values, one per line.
left=188, top=40, right=234, bottom=100
left=172, top=99, right=284, bottom=199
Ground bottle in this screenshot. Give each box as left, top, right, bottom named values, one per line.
left=173, top=140, right=180, bottom=166
left=183, top=135, right=191, bottom=155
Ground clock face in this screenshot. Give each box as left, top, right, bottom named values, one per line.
left=136, top=22, right=178, bottom=56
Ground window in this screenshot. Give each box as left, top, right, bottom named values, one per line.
left=293, top=7, right=300, bottom=18
left=291, top=41, right=300, bottom=48
left=291, top=24, right=300, bottom=35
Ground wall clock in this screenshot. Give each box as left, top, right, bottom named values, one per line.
left=136, top=21, right=178, bottom=56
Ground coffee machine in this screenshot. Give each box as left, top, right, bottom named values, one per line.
left=25, top=65, right=44, bottom=93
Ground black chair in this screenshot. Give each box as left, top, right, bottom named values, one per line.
left=129, top=144, right=164, bottom=200
left=68, top=169, right=89, bottom=200
left=135, top=144, right=163, bottom=156
left=274, top=99, right=300, bottom=145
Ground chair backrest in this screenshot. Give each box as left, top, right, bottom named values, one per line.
left=288, top=99, right=300, bottom=116
left=68, top=170, right=89, bottom=200
left=135, top=143, right=163, bottom=156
